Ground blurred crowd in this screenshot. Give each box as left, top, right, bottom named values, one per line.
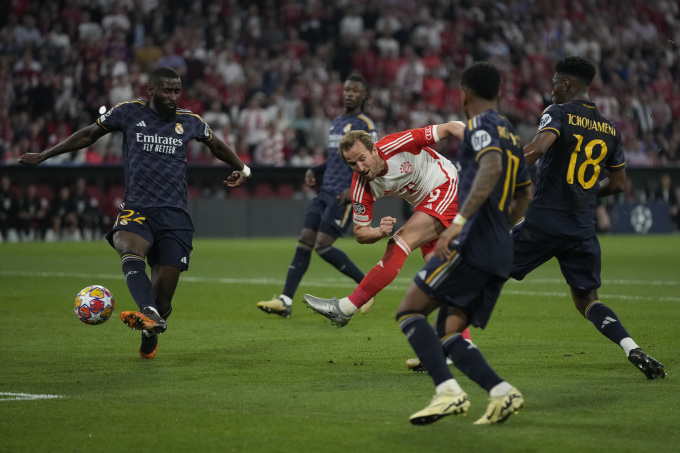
left=1, top=0, right=679, bottom=168
left=2, top=0, right=680, bottom=241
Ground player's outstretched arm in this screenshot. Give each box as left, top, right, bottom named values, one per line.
left=205, top=136, right=251, bottom=187
left=18, top=124, right=107, bottom=166
left=435, top=121, right=467, bottom=141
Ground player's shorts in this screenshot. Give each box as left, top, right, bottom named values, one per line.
left=414, top=248, right=505, bottom=329
left=414, top=180, right=459, bottom=257
left=302, top=190, right=353, bottom=238
left=105, top=206, right=194, bottom=271
left=510, top=223, right=601, bottom=291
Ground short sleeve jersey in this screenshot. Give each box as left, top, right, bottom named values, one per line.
left=320, top=113, right=377, bottom=196
left=97, top=100, right=211, bottom=212
left=525, top=100, right=625, bottom=238
left=456, top=110, right=531, bottom=277
left=351, top=125, right=459, bottom=225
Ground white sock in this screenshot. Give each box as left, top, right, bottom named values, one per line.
left=338, top=297, right=357, bottom=315
left=620, top=337, right=640, bottom=357
left=279, top=295, right=292, bottom=306
left=436, top=378, right=463, bottom=395
left=489, top=381, right=514, bottom=398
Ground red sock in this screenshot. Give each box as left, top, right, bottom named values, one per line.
left=348, top=237, right=410, bottom=308
left=461, top=327, right=471, bottom=340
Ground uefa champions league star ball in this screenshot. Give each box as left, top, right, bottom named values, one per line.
left=74, top=285, right=115, bottom=325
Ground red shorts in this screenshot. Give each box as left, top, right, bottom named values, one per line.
left=414, top=180, right=459, bottom=257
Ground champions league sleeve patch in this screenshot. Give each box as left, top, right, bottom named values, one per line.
left=538, top=113, right=552, bottom=130
left=353, top=203, right=366, bottom=214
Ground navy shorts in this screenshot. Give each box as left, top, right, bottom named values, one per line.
left=510, top=223, right=601, bottom=291
left=105, top=206, right=194, bottom=271
left=302, top=190, right=353, bottom=238
left=414, top=250, right=505, bottom=329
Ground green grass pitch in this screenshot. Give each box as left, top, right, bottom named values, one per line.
left=0, top=235, right=678, bottom=453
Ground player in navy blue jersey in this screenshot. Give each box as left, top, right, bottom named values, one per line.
left=396, top=62, right=532, bottom=425
left=19, top=66, right=251, bottom=359
left=510, top=56, right=666, bottom=380
left=256, top=74, right=378, bottom=318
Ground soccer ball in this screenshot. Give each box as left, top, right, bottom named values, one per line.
left=74, top=285, right=115, bottom=325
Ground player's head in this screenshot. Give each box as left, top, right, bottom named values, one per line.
left=344, top=73, right=369, bottom=113
left=551, top=56, right=596, bottom=104
left=460, top=62, right=501, bottom=118
left=338, top=130, right=384, bottom=180
left=148, top=66, right=181, bottom=118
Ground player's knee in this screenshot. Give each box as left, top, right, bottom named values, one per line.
left=395, top=309, right=427, bottom=325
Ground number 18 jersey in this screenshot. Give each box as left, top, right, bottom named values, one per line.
left=525, top=100, right=625, bottom=239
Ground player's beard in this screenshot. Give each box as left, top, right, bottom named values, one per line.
left=153, top=96, right=177, bottom=121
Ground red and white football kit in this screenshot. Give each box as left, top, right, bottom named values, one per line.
left=346, top=124, right=465, bottom=329
left=350, top=124, right=459, bottom=256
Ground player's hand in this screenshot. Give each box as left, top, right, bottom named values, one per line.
left=223, top=170, right=250, bottom=188
left=434, top=224, right=462, bottom=260
left=18, top=153, right=45, bottom=166
left=379, top=216, right=397, bottom=238
left=305, top=169, right=317, bottom=188
left=337, top=188, right=351, bottom=204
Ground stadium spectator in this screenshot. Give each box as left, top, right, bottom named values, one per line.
left=0, top=174, right=19, bottom=242
left=253, top=121, right=285, bottom=167
left=395, top=45, right=426, bottom=101
left=238, top=91, right=269, bottom=157
left=2, top=0, right=679, bottom=179
left=71, top=177, right=107, bottom=240
left=156, top=42, right=187, bottom=77
left=45, top=184, right=79, bottom=242
left=288, top=146, right=314, bottom=168
left=16, top=183, right=49, bottom=241
left=655, top=173, right=680, bottom=231
left=134, top=35, right=163, bottom=74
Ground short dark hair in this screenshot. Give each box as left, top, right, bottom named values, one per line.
left=460, top=62, right=500, bottom=101
left=555, top=56, right=596, bottom=85
left=149, top=66, right=180, bottom=85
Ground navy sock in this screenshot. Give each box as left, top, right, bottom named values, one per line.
left=397, top=312, right=453, bottom=386
left=282, top=242, right=312, bottom=298
left=585, top=301, right=632, bottom=345
left=442, top=334, right=503, bottom=392
left=317, top=245, right=365, bottom=283
left=121, top=253, right=156, bottom=311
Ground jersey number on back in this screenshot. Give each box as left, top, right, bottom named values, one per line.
left=498, top=149, right=520, bottom=212
left=566, top=134, right=608, bottom=190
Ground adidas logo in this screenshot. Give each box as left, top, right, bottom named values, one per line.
left=136, top=121, right=147, bottom=127
left=601, top=316, right=617, bottom=329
